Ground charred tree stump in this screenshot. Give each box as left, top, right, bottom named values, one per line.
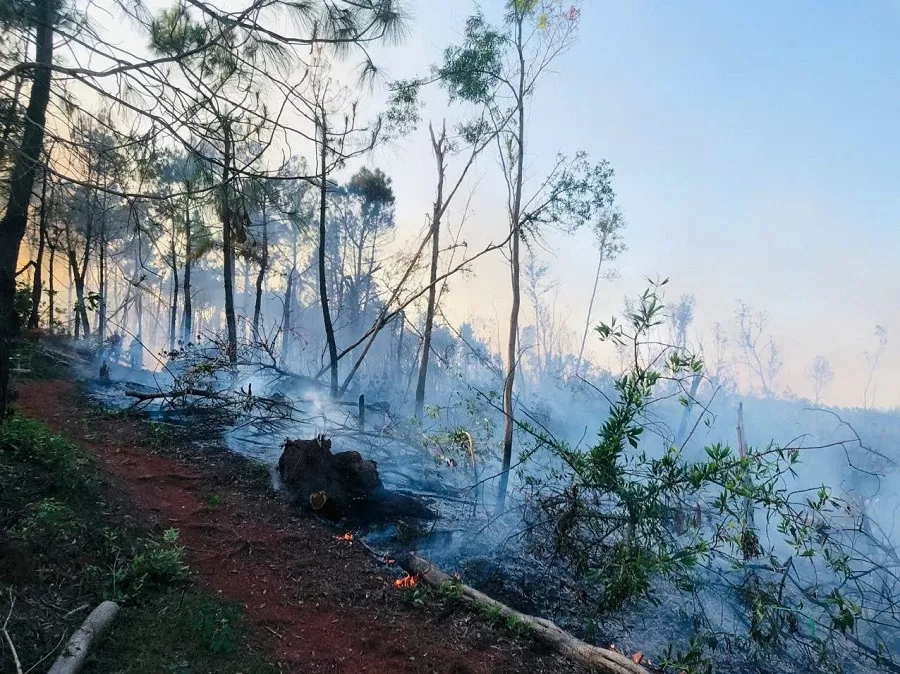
left=278, top=436, right=435, bottom=523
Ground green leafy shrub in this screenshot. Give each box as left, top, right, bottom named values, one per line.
left=146, top=421, right=174, bottom=449
left=0, top=416, right=86, bottom=491
left=194, top=599, right=241, bottom=653
left=13, top=498, right=82, bottom=542
left=116, top=528, right=189, bottom=601
left=524, top=280, right=894, bottom=672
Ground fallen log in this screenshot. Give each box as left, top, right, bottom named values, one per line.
left=397, top=553, right=649, bottom=674
left=47, top=600, right=119, bottom=674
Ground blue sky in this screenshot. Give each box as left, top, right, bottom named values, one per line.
left=363, top=0, right=900, bottom=408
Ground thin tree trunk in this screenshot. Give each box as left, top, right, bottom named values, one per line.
left=252, top=200, right=268, bottom=342
left=674, top=373, right=701, bottom=448
left=66, top=257, right=72, bottom=335
left=220, top=119, right=237, bottom=363
left=0, top=0, right=53, bottom=419
left=317, top=110, right=339, bottom=397
left=97, top=214, right=106, bottom=342
left=28, top=163, right=50, bottom=329
left=414, top=122, right=446, bottom=420
left=241, top=257, right=250, bottom=341
left=395, top=311, right=405, bottom=387
left=168, top=228, right=178, bottom=353
left=182, top=201, right=192, bottom=343
left=68, top=253, right=89, bottom=339
left=497, top=19, right=527, bottom=511
left=281, top=266, right=294, bottom=366
left=47, top=244, right=55, bottom=331
left=574, top=249, right=605, bottom=377
left=133, top=265, right=143, bottom=369
left=71, top=173, right=94, bottom=341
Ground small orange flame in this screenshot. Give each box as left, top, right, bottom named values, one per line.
left=334, top=533, right=354, bottom=542
left=394, top=574, right=418, bottom=589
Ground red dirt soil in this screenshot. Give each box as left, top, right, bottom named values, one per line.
left=16, top=379, right=584, bottom=673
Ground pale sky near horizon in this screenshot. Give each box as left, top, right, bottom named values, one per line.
left=357, top=0, right=900, bottom=410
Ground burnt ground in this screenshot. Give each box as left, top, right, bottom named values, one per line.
left=14, top=377, right=586, bottom=673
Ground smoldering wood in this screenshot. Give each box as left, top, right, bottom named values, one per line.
left=278, top=436, right=436, bottom=523
left=397, top=552, right=649, bottom=674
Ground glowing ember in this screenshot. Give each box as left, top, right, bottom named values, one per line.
left=394, top=574, right=418, bottom=589
left=334, top=533, right=353, bottom=542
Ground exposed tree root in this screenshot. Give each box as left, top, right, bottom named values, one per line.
left=136, top=473, right=201, bottom=481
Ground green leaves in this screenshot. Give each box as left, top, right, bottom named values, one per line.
left=437, top=13, right=506, bottom=104
left=385, top=79, right=423, bottom=136
left=527, top=152, right=616, bottom=233
left=826, top=590, right=861, bottom=633
left=149, top=6, right=207, bottom=56
left=528, top=278, right=891, bottom=669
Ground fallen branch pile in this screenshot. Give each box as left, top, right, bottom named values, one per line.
left=397, top=552, right=650, bottom=674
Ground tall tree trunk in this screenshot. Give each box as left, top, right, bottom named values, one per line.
left=0, top=0, right=54, bottom=419
left=497, top=20, right=527, bottom=511
left=252, top=200, right=268, bottom=342
left=68, top=254, right=89, bottom=339
left=148, top=295, right=160, bottom=348
left=47, top=244, right=55, bottom=331
left=133, top=253, right=143, bottom=370
left=241, top=257, right=250, bottom=341
left=220, top=120, right=238, bottom=364
left=28, top=163, right=50, bottom=329
left=168, top=228, right=178, bottom=353
left=182, top=201, right=192, bottom=343
left=281, top=265, right=294, bottom=366
left=395, top=310, right=405, bottom=386
left=317, top=111, right=339, bottom=397
left=70, top=174, right=94, bottom=341
left=574, top=248, right=605, bottom=378
left=414, top=123, right=446, bottom=420
left=66, top=257, right=72, bottom=335
left=97, top=213, right=106, bottom=341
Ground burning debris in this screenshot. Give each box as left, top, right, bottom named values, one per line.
left=334, top=532, right=354, bottom=542
left=394, top=574, right=418, bottom=589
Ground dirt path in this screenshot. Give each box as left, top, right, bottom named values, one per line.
left=16, top=379, right=582, bottom=674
